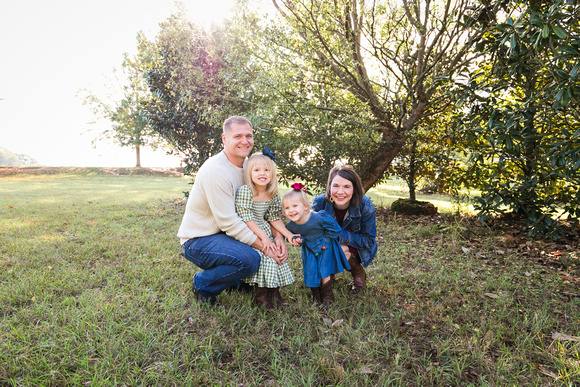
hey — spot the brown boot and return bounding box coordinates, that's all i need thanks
[320,281,335,309]
[348,256,366,291]
[269,287,288,307]
[310,287,323,307]
[254,285,276,310]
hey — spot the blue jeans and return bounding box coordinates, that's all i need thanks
[182,233,260,300]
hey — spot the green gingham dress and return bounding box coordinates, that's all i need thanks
[235,185,295,288]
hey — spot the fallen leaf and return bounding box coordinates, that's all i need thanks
[355,367,374,375]
[461,247,470,253]
[552,332,580,342]
[484,293,499,299]
[331,319,344,327]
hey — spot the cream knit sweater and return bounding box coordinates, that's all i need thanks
[177,151,257,246]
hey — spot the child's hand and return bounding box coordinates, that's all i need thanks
[276,248,288,264]
[272,255,284,265]
[289,234,303,247]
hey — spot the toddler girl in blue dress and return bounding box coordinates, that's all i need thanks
[282,183,350,308]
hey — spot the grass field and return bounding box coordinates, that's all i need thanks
[1,168,578,385]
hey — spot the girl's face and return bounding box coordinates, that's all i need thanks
[250,161,272,189]
[283,197,310,224]
[330,174,354,210]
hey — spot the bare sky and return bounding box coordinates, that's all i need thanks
[0,0,238,167]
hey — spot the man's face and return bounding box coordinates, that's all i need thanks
[222,122,254,166]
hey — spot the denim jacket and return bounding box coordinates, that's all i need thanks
[311,194,378,268]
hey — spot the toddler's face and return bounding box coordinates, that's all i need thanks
[251,162,272,189]
[283,197,310,224]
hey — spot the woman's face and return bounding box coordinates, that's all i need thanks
[330,174,354,210]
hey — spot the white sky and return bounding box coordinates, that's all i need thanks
[0,0,247,167]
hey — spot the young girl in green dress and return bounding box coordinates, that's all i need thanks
[235,150,300,310]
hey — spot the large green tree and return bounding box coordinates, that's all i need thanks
[142,13,264,174]
[241,0,494,191]
[453,0,580,236]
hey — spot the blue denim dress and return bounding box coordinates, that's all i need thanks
[286,210,351,288]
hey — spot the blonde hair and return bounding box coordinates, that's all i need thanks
[282,187,310,208]
[245,154,279,198]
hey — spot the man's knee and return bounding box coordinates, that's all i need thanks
[239,248,261,276]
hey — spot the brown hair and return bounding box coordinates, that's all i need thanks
[223,116,252,134]
[245,154,279,199]
[325,165,364,208]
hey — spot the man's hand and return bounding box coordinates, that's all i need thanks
[252,238,278,260]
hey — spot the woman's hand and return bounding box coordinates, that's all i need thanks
[340,244,352,259]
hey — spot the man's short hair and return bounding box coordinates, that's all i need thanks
[223,116,253,134]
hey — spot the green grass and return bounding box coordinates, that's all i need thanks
[1,169,578,386]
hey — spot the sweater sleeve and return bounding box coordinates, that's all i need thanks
[177,152,257,246]
[202,169,257,245]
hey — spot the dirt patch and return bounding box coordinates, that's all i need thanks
[0,166,185,177]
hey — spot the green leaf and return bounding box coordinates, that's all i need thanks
[542,25,550,38]
[552,25,567,39]
[510,35,517,51]
[558,45,580,55]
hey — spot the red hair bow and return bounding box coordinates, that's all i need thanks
[291,183,306,192]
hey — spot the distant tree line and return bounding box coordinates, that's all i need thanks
[0,146,38,167]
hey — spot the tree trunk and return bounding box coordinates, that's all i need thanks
[360,134,403,192]
[135,145,141,168]
[409,139,417,201]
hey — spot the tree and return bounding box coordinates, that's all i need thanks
[142,13,262,174]
[453,0,580,236]
[241,0,493,191]
[388,112,460,200]
[82,32,162,167]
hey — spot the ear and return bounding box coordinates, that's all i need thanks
[221,133,226,145]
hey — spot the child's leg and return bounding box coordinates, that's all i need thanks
[320,276,334,308]
[254,284,276,310]
[310,287,322,306]
[269,288,288,307]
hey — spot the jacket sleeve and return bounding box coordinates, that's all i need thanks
[339,199,377,251]
[319,210,342,240]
